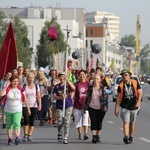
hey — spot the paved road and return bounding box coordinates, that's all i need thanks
[0,84,150,150]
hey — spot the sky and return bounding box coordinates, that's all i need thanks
[0,0,150,47]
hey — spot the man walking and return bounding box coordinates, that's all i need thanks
[114,69,142,144]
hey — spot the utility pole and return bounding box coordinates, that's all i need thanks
[63,25,71,72]
[135,15,141,75]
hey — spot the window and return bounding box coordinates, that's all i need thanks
[90,40,93,48]
[86,29,88,37]
[86,40,88,48]
[90,29,93,36]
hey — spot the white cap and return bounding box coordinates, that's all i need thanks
[39,67,45,72]
[58,72,66,77]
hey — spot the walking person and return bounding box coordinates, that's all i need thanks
[53,72,75,144]
[73,70,90,140]
[47,69,60,125]
[84,74,110,143]
[22,72,41,142]
[0,72,12,129]
[0,75,31,145]
[114,69,142,144]
[35,70,49,126]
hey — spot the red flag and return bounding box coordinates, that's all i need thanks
[0,22,18,79]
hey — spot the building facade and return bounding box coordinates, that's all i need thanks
[86,11,120,42]
[0,7,86,70]
[86,22,123,72]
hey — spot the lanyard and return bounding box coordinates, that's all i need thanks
[12,89,17,102]
[125,82,132,100]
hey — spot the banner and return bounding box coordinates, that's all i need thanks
[0,22,18,79]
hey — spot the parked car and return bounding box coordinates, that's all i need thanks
[112,75,144,102]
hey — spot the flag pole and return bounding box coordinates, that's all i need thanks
[63,25,71,119]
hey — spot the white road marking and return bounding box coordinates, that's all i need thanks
[107,120,114,124]
[139,137,150,143]
[119,128,123,130]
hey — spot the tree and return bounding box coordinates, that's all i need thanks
[37,17,68,67]
[120,34,135,47]
[0,11,8,48]
[140,44,150,74]
[12,17,32,68]
[0,13,32,68]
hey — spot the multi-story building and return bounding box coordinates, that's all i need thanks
[86,22,123,72]
[86,11,120,42]
[0,7,86,69]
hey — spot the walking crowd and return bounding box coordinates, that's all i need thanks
[0,66,142,145]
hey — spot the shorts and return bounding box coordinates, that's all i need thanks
[120,107,139,124]
[52,103,56,108]
[74,109,89,128]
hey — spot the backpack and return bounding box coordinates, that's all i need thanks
[23,84,38,95]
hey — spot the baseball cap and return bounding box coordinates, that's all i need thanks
[58,72,66,77]
[39,67,45,72]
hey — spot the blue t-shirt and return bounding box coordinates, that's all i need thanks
[52,83,73,109]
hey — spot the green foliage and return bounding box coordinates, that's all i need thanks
[12,17,31,68]
[0,12,31,68]
[0,11,8,48]
[140,44,150,73]
[37,17,68,67]
[120,34,135,47]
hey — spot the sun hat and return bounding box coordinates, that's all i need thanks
[120,69,132,76]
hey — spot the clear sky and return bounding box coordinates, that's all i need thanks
[0,0,149,46]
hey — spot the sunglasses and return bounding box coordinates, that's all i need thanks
[122,73,128,77]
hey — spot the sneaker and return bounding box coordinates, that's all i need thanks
[63,139,68,144]
[52,119,56,124]
[54,124,58,127]
[78,134,83,140]
[27,136,32,141]
[96,135,101,142]
[49,118,53,124]
[58,133,62,142]
[22,135,28,142]
[39,120,45,126]
[123,136,130,144]
[2,124,6,129]
[8,138,12,145]
[84,133,89,140]
[92,135,97,143]
[15,137,21,145]
[129,136,133,143]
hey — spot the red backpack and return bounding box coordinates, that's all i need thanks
[1,84,25,106]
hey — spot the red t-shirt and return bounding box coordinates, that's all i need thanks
[74,81,89,109]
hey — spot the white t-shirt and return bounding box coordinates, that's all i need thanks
[4,88,23,113]
[35,80,48,95]
[24,85,40,108]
